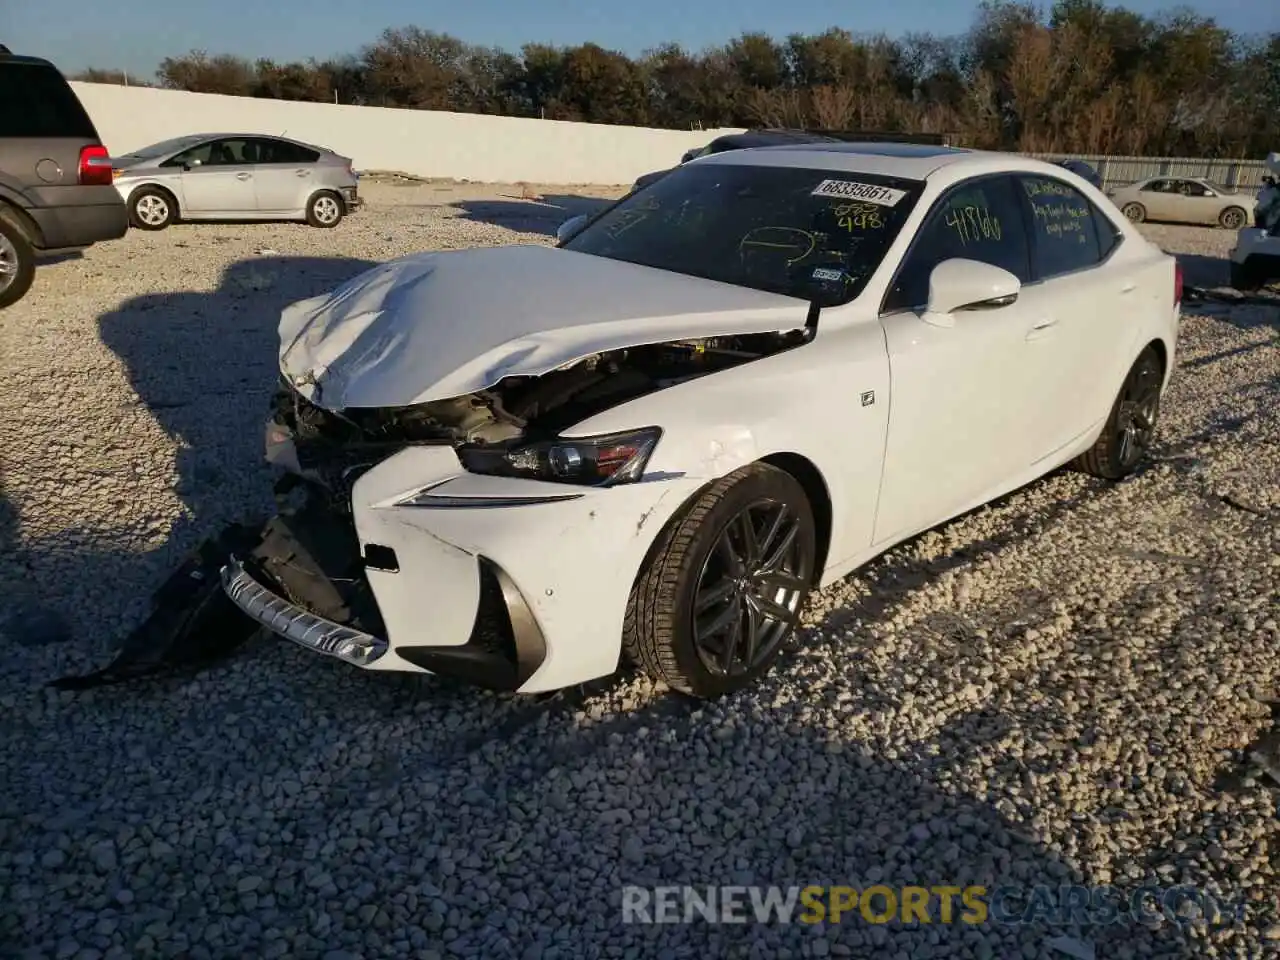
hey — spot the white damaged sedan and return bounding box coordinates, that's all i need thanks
[221,143,1182,699]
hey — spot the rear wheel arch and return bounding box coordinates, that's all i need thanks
[0,199,44,247]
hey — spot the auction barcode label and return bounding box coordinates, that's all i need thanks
[811,179,907,206]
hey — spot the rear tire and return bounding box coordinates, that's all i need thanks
[1219,206,1247,230]
[622,463,816,699]
[1121,202,1146,224]
[306,191,344,228]
[0,209,36,309]
[129,187,176,231]
[1073,345,1163,480]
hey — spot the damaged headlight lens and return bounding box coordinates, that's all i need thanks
[457,427,662,486]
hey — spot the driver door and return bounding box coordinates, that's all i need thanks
[170,137,258,215]
[872,174,1044,546]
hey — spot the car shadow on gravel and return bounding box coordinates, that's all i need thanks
[5,256,378,675]
[452,194,616,236]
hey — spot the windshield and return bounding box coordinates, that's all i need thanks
[121,135,208,160]
[563,163,924,306]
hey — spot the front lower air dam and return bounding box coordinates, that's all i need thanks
[47,521,269,691]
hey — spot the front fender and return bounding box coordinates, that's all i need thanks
[564,320,893,572]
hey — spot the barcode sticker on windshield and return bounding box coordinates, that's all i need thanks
[811,179,907,206]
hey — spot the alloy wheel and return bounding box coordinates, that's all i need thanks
[690,498,811,678]
[0,232,16,294]
[136,194,169,227]
[1115,354,1162,470]
[313,196,341,225]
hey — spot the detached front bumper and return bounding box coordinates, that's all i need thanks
[221,556,387,666]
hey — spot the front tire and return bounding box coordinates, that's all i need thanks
[306,191,344,228]
[129,187,176,230]
[0,209,36,309]
[623,463,816,699]
[1218,206,1247,230]
[1073,346,1163,480]
[1121,202,1146,224]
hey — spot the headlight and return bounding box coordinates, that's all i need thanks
[456,427,662,486]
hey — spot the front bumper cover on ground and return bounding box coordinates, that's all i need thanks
[220,555,387,666]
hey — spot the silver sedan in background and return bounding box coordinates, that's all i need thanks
[111,133,360,231]
[1107,176,1255,229]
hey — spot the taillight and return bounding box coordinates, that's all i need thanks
[78,144,114,186]
[1174,261,1184,305]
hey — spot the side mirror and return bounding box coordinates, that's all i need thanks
[184,158,202,170]
[555,213,588,245]
[922,259,1021,328]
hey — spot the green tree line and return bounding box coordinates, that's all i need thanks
[73,0,1280,158]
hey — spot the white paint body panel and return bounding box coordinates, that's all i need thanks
[271,147,1182,693]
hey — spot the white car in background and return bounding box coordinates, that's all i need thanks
[84,143,1181,701]
[110,133,360,230]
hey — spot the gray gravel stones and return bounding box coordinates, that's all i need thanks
[1,182,1277,958]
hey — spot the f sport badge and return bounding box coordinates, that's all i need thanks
[860,391,875,407]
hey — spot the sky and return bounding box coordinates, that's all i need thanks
[4,0,1275,79]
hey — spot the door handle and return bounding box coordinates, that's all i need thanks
[1025,318,1058,340]
[236,172,252,181]
[295,169,311,177]
[1120,281,1137,294]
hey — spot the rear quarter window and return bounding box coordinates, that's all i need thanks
[1018,175,1105,280]
[0,63,98,139]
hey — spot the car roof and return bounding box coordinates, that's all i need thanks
[0,51,60,68]
[165,132,333,153]
[693,142,1061,182]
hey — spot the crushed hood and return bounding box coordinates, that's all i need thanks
[277,244,811,410]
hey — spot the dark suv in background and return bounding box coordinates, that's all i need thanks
[0,46,128,308]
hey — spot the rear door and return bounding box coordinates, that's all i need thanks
[249,138,321,213]
[1014,173,1133,453]
[0,58,124,247]
[1133,179,1169,220]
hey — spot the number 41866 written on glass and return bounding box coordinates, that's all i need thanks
[945,206,1002,245]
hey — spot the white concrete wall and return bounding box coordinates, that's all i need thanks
[70,83,745,186]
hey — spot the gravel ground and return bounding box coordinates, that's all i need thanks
[1,182,1278,960]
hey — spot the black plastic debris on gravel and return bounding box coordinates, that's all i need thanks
[1215,700,1280,795]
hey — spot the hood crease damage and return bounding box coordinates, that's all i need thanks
[271,244,813,496]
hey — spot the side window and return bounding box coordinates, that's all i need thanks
[883,175,1029,313]
[1019,175,1104,279]
[164,140,214,168]
[1141,179,1166,193]
[1093,205,1121,260]
[256,140,320,164]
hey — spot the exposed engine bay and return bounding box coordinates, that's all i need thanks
[273,332,807,491]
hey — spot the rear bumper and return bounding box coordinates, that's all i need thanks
[27,195,128,250]
[340,185,361,210]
